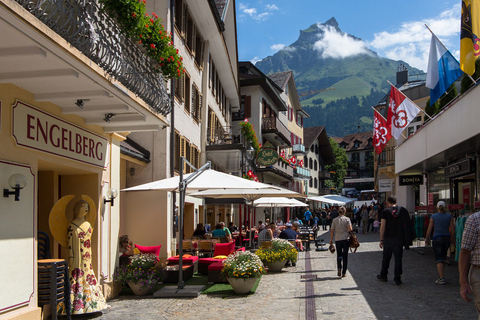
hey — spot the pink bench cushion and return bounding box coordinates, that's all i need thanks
[199,257,224,264]
[213,241,235,256]
[208,261,224,271]
[167,256,199,264]
[134,244,161,260]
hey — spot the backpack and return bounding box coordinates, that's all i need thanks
[349,232,360,253]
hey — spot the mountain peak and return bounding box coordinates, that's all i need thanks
[323,17,338,28]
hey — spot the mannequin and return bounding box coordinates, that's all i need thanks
[68,200,107,314]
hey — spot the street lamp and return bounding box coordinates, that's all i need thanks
[246,145,255,162]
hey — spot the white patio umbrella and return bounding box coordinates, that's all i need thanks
[253,197,308,207]
[309,195,346,206]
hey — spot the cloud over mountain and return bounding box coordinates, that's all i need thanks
[313,25,370,59]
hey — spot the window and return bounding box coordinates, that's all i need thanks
[194,32,204,68]
[174,0,184,35]
[304,157,309,168]
[184,73,191,114]
[314,178,318,189]
[185,10,195,53]
[309,178,313,188]
[192,83,201,123]
[309,158,313,169]
[174,74,184,102]
[314,160,318,171]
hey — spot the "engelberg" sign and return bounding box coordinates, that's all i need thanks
[12,101,107,168]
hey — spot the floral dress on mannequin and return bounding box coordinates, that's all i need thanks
[68,219,107,314]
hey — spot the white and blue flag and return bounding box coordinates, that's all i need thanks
[426,35,463,105]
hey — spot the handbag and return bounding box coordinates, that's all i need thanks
[349,232,360,253]
[329,244,335,254]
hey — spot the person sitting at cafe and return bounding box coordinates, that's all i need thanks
[270,222,278,238]
[193,223,207,238]
[279,223,298,266]
[258,223,273,247]
[119,235,134,265]
[228,222,237,233]
[220,221,232,242]
[276,218,284,227]
[211,223,227,239]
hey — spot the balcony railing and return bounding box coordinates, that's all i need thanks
[15,0,171,116]
[378,146,395,166]
[294,167,311,180]
[206,125,243,146]
[292,144,306,155]
[261,117,291,145]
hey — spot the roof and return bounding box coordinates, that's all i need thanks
[208,0,226,31]
[268,71,291,90]
[304,126,335,165]
[333,131,373,152]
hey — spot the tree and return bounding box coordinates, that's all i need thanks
[325,138,348,192]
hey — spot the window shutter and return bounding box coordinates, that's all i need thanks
[244,96,251,118]
[192,24,197,55]
[290,133,294,145]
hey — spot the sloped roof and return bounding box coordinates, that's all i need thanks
[304,126,335,165]
[268,71,291,90]
[333,131,373,152]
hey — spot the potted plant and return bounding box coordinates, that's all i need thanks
[221,251,266,294]
[255,239,298,272]
[113,253,166,295]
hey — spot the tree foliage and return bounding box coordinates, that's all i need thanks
[325,138,348,192]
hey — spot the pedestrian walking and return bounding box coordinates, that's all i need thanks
[329,206,353,278]
[361,206,369,234]
[459,210,480,316]
[425,201,455,285]
[377,195,414,285]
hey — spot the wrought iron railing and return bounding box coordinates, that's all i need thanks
[15,0,171,116]
[206,125,243,146]
[292,144,306,154]
[294,167,311,179]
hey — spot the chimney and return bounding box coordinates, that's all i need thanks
[396,64,408,86]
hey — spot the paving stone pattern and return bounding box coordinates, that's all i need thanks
[99,231,477,320]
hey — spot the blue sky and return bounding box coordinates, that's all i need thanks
[235,0,461,72]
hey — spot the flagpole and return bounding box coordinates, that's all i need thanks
[371,106,407,139]
[425,24,477,85]
[387,80,433,121]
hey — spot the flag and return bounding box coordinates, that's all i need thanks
[387,85,420,139]
[426,35,463,105]
[460,0,480,75]
[373,111,392,155]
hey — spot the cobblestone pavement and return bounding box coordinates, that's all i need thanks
[98,230,478,320]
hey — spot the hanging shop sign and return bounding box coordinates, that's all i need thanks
[399,175,424,186]
[379,179,394,192]
[12,100,108,168]
[256,148,279,166]
[444,159,473,179]
[448,204,465,211]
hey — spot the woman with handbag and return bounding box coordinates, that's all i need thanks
[329,206,353,278]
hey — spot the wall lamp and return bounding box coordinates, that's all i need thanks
[4,174,27,201]
[104,188,118,206]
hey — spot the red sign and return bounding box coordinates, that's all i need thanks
[415,205,435,211]
[428,193,434,206]
[448,204,465,211]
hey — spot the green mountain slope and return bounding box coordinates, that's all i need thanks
[255,17,423,136]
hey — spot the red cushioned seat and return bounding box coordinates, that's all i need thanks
[198,241,235,274]
[198,258,224,274]
[134,244,161,261]
[208,261,225,283]
[167,255,199,273]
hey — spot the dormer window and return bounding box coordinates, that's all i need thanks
[353,140,361,148]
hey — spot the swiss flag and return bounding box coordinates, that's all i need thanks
[373,111,392,155]
[387,85,420,139]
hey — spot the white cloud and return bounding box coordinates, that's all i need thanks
[369,4,461,71]
[313,25,370,59]
[270,43,286,51]
[238,2,277,21]
[251,56,261,65]
[265,4,278,11]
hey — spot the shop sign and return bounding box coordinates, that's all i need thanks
[448,204,465,210]
[399,175,424,186]
[428,193,434,206]
[256,148,278,166]
[444,159,473,178]
[379,179,393,192]
[12,101,107,168]
[414,205,435,211]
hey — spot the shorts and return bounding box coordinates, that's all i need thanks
[432,236,451,264]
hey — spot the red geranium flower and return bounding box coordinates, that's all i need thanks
[150,44,156,49]
[132,12,136,17]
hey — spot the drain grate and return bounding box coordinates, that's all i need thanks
[301,274,317,279]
